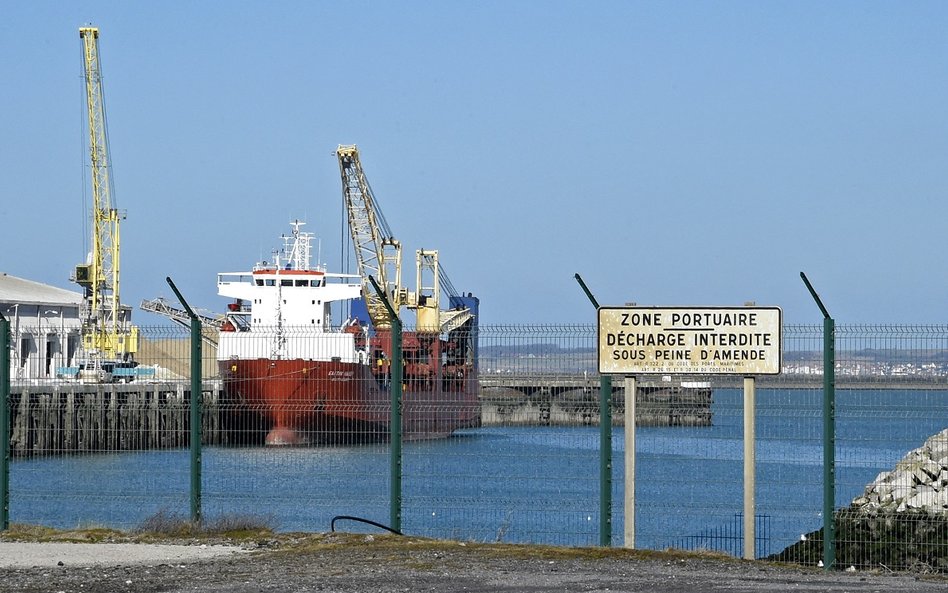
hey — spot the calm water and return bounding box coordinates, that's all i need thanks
[10,388,948,555]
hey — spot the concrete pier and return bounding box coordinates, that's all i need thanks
[480,380,713,427]
[6,382,224,456]
[4,375,714,455]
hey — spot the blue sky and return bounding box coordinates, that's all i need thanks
[3,2,947,325]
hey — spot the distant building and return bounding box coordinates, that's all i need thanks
[0,273,82,381]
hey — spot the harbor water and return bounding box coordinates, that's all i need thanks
[9,388,948,556]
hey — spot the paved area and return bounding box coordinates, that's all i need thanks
[0,541,246,568]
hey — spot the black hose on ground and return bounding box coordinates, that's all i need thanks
[330,515,403,536]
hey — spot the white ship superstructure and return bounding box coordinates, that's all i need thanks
[216,220,364,362]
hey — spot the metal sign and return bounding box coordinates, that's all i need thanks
[598,306,782,375]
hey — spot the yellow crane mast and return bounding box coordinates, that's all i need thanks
[73,26,138,363]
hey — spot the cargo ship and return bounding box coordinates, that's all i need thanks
[217,221,480,445]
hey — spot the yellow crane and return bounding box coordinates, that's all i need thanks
[337,144,406,330]
[336,145,471,333]
[73,26,138,367]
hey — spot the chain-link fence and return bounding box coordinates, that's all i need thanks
[3,323,948,571]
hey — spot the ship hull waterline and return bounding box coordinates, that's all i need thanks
[220,358,481,445]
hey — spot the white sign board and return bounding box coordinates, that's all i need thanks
[598,306,782,375]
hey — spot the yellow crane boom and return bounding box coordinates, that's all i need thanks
[74,26,137,361]
[336,145,471,333]
[337,144,405,330]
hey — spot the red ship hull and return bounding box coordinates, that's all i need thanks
[219,358,481,445]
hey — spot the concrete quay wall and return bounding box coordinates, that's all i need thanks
[7,377,720,455]
[479,383,713,427]
[6,382,226,456]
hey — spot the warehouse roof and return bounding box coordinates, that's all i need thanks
[0,273,82,306]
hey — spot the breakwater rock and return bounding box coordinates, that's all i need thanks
[853,428,948,514]
[769,428,948,572]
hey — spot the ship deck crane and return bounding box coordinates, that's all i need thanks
[335,144,471,333]
[336,144,405,330]
[72,26,138,365]
[336,145,479,402]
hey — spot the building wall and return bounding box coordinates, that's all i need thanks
[2,302,82,381]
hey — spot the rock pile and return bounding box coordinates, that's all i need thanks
[769,428,948,571]
[851,428,948,514]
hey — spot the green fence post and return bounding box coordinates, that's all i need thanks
[801,272,835,570]
[574,273,612,547]
[822,315,835,568]
[369,276,402,533]
[167,277,202,524]
[0,313,9,531]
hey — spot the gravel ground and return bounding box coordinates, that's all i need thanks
[2,533,947,593]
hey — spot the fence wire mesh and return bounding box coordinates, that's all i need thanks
[3,323,948,571]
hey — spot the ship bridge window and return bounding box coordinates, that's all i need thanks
[255,279,264,286]
[310,279,323,287]
[295,280,307,287]
[281,279,293,287]
[265,279,275,286]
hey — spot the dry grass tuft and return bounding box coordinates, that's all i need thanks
[135,510,276,540]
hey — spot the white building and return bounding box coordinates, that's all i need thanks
[0,273,83,381]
